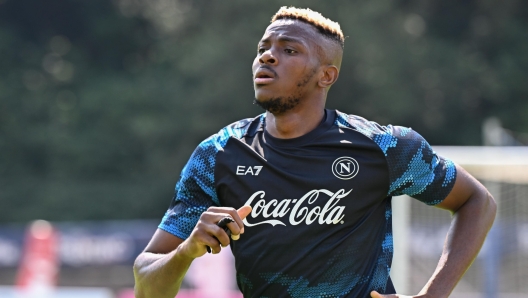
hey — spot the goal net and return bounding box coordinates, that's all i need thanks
[391,146,528,298]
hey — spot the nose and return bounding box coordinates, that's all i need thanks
[259,50,277,65]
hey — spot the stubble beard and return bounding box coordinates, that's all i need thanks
[253,96,300,115]
[253,67,318,115]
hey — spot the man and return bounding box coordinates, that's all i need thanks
[133,7,496,298]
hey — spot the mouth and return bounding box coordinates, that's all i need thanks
[254,68,276,85]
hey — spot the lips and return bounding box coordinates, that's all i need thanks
[254,68,276,85]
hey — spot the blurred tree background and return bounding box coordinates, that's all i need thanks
[0,0,527,223]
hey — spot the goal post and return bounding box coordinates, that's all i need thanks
[391,146,528,298]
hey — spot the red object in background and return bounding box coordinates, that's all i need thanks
[15,220,59,294]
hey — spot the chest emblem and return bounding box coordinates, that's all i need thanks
[332,157,359,180]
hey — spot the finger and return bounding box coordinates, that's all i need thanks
[201,206,251,238]
[225,221,241,240]
[202,234,222,254]
[195,218,230,247]
[237,205,252,234]
[237,205,252,219]
[206,207,245,233]
[206,223,231,247]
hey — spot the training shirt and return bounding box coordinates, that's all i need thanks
[159,109,457,298]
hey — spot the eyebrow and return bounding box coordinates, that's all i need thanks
[259,36,305,45]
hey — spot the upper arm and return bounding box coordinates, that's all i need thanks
[383,126,457,205]
[144,228,186,254]
[158,136,221,240]
[435,164,489,213]
[381,126,487,211]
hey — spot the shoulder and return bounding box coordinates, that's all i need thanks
[178,115,264,201]
[334,110,418,156]
[197,114,264,151]
[334,110,456,201]
[335,110,389,136]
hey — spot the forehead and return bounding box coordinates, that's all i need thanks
[260,19,320,44]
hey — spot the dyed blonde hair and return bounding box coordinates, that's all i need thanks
[271,6,344,48]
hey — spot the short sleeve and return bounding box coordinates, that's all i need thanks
[384,126,457,205]
[158,136,221,240]
[157,117,253,240]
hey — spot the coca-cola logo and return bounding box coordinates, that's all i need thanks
[242,189,351,227]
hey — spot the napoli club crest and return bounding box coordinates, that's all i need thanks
[332,157,359,180]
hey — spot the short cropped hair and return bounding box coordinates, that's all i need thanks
[271,7,344,49]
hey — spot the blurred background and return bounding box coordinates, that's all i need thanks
[0,0,527,297]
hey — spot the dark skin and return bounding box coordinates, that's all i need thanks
[253,19,341,139]
[133,20,496,298]
[371,167,496,298]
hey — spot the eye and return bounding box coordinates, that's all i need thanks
[285,49,297,54]
[258,48,267,54]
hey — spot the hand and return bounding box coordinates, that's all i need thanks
[179,206,252,259]
[370,291,427,298]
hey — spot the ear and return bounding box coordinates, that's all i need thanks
[318,65,339,89]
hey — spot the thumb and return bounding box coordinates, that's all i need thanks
[237,205,252,220]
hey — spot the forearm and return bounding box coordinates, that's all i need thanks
[419,191,496,298]
[133,246,194,298]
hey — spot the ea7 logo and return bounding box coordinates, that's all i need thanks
[236,166,263,176]
[332,157,359,180]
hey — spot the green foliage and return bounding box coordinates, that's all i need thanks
[0,0,527,222]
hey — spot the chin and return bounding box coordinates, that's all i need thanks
[254,94,268,103]
[254,89,278,103]
[253,93,301,115]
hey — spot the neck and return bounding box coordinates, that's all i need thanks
[265,100,326,139]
